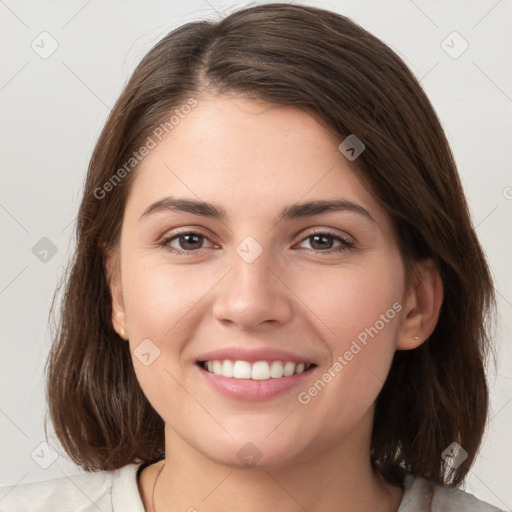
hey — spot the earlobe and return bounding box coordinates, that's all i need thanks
[396,259,444,350]
[116,324,129,340]
[104,250,128,340]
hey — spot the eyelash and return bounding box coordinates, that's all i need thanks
[158,229,355,256]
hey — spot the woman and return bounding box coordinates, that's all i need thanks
[0,3,503,511]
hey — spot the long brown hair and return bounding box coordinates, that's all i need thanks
[46,2,495,486]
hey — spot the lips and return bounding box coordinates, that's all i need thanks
[195,346,318,400]
[196,347,316,380]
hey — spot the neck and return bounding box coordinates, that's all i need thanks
[146,412,403,512]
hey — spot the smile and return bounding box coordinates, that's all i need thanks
[199,360,314,380]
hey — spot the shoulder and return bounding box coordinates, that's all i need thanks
[399,474,506,512]
[0,463,145,512]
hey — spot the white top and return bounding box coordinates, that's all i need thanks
[0,463,505,511]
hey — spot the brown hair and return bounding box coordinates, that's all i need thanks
[46,2,495,486]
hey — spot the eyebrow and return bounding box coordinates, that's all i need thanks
[140,196,376,223]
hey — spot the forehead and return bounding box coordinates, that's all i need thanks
[125,94,387,225]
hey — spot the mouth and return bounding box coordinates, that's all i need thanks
[197,359,316,380]
[195,359,318,401]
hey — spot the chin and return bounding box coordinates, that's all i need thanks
[194,434,311,471]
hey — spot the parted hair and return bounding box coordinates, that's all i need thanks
[46,2,495,487]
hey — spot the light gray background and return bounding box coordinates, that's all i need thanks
[1,0,511,509]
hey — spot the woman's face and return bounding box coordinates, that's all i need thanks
[110,94,409,468]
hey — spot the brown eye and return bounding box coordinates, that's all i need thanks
[297,230,354,254]
[175,233,204,251]
[307,234,337,250]
[159,232,213,254]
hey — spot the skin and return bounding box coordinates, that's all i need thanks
[108,94,443,512]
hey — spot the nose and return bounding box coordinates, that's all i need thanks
[211,241,294,330]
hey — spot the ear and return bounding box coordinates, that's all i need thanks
[105,249,128,340]
[396,259,443,350]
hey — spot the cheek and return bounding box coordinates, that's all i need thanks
[292,260,404,421]
[294,259,403,349]
[121,257,216,408]
[122,257,209,339]
[122,259,203,418]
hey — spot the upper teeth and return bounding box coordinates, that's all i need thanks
[203,360,310,380]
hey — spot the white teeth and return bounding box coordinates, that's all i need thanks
[283,361,296,377]
[251,361,270,380]
[295,363,305,374]
[233,360,251,379]
[222,359,234,378]
[213,360,222,375]
[202,359,311,380]
[269,361,284,378]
